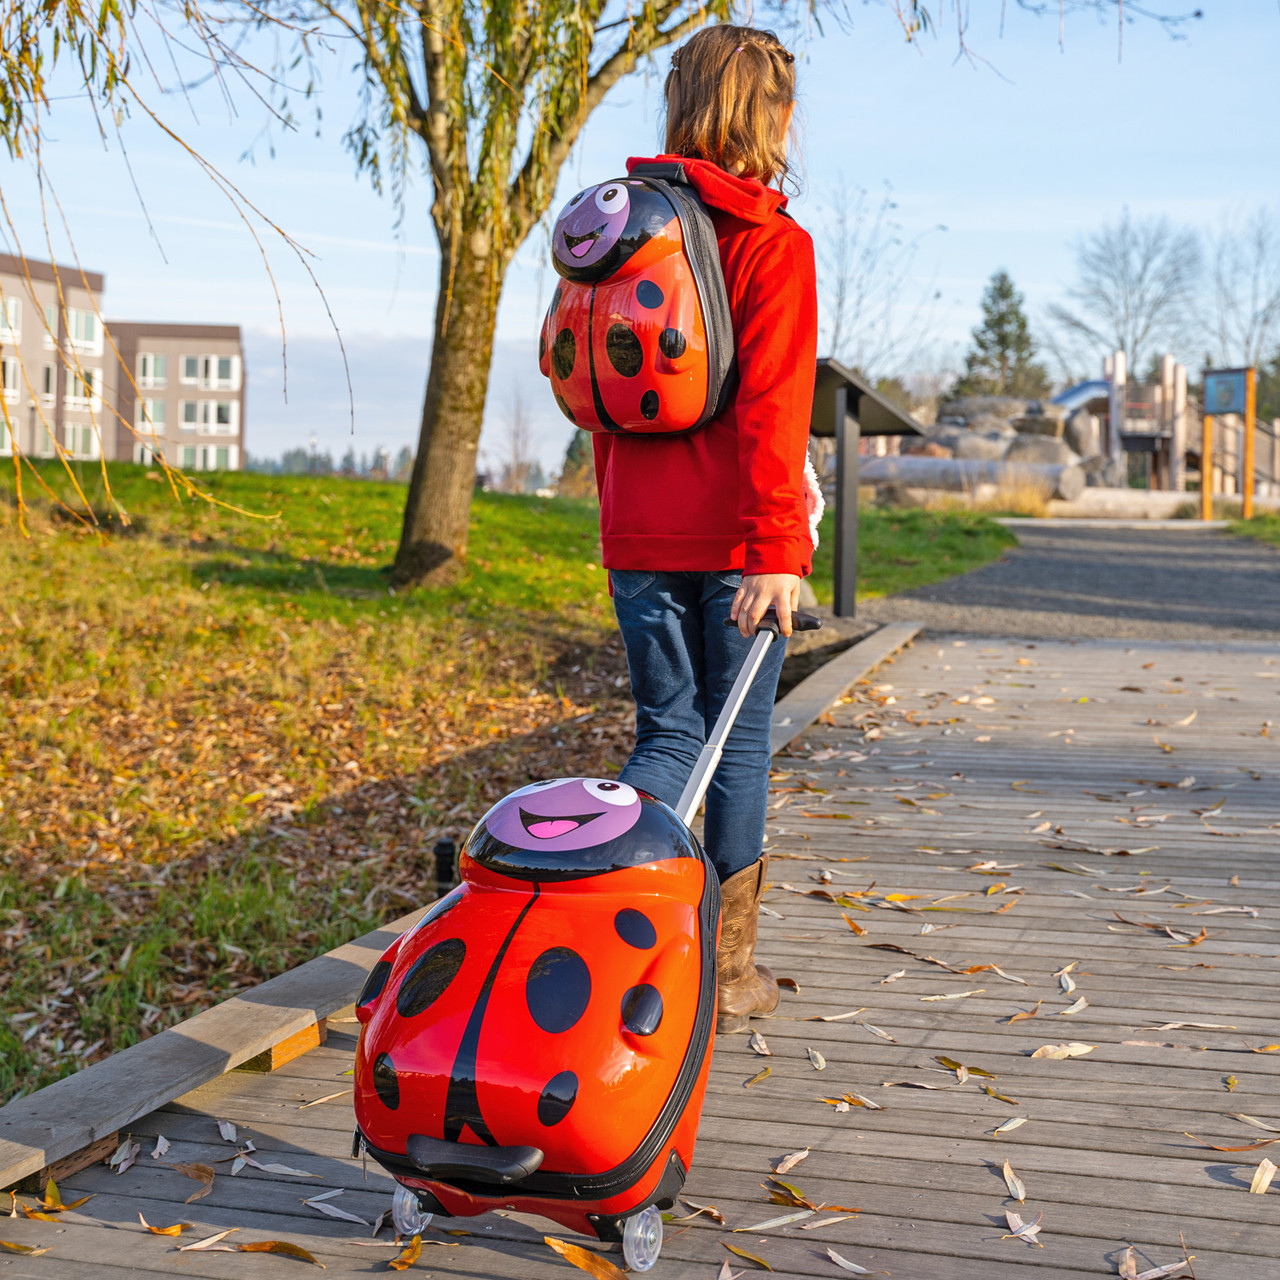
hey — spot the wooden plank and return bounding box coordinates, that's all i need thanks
[234,1018,327,1073]
[0,907,425,1191]
[16,1130,118,1195]
[771,621,922,754]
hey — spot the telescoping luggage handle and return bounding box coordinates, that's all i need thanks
[674,608,821,826]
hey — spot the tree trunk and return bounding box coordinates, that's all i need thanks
[393,238,502,585]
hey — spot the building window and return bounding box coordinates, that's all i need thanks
[180,444,196,469]
[179,399,238,434]
[134,441,165,465]
[65,424,99,459]
[66,308,102,356]
[181,355,199,384]
[64,367,101,410]
[0,297,19,342]
[137,398,167,434]
[0,355,18,403]
[40,364,55,403]
[137,352,168,388]
[42,305,57,349]
[0,417,10,456]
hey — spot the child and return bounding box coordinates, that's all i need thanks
[593,24,817,1033]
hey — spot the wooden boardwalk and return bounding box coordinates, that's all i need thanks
[5,634,1280,1278]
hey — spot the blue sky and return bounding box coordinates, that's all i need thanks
[3,2,1277,470]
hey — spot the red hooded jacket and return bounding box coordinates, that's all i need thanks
[592,155,817,578]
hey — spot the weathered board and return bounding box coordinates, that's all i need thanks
[3,635,1277,1278]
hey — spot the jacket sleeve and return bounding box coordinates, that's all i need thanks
[732,223,818,577]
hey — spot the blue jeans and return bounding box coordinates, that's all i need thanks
[610,570,787,882]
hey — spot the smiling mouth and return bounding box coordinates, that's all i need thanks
[563,226,604,259]
[519,809,603,839]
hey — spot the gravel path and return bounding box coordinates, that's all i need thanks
[857,523,1280,641]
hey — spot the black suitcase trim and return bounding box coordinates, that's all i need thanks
[359,853,721,1204]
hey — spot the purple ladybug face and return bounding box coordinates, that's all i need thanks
[552,182,633,271]
[484,778,642,853]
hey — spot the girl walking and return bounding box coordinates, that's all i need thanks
[594,24,818,1033]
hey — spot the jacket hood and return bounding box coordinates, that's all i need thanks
[626,155,787,225]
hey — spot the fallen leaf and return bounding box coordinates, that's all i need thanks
[675,1198,726,1225]
[1225,1076,1239,1092]
[749,1031,773,1056]
[138,1212,190,1236]
[1001,1209,1044,1247]
[108,1137,141,1175]
[985,1086,1021,1105]
[809,1009,865,1022]
[304,1197,369,1225]
[935,1055,996,1079]
[0,1241,51,1256]
[825,1247,889,1274]
[1184,1134,1280,1152]
[1228,1114,1280,1133]
[744,1066,772,1088]
[1001,1159,1025,1202]
[1147,1022,1234,1031]
[797,1216,858,1230]
[883,1080,950,1091]
[389,1234,424,1272]
[806,1047,827,1071]
[151,1135,170,1160]
[1053,962,1077,993]
[733,1210,814,1232]
[1031,1042,1095,1060]
[879,969,906,985]
[1007,1002,1042,1024]
[217,1120,237,1143]
[776,977,800,993]
[994,1117,1028,1135]
[1250,1158,1278,1194]
[859,1021,898,1043]
[298,1090,351,1109]
[179,1228,239,1251]
[237,1241,325,1267]
[169,1163,215,1203]
[1059,997,1089,1016]
[240,1156,321,1178]
[1242,1042,1280,1054]
[772,1149,809,1175]
[921,989,984,1001]
[722,1240,773,1270]
[841,914,866,936]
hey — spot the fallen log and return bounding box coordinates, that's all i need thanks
[858,455,1086,501]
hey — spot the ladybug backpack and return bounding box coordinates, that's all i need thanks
[538,162,736,434]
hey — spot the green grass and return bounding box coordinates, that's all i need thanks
[809,505,1017,604]
[0,463,1016,1102]
[1229,512,1280,549]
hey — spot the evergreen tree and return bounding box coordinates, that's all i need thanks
[557,429,597,500]
[953,270,1051,399]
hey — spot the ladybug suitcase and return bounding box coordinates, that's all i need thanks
[352,609,819,1271]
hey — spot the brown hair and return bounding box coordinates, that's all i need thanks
[663,25,797,190]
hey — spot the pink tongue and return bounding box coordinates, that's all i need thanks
[570,240,593,258]
[528,819,580,839]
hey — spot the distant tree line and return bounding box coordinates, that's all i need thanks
[246,445,414,480]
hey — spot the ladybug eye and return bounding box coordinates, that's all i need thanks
[594,185,628,214]
[584,779,637,807]
[569,192,584,205]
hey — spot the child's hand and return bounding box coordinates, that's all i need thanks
[732,574,801,638]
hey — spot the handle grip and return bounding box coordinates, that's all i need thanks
[725,607,822,636]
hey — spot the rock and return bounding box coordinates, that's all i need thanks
[953,431,1009,461]
[901,439,953,458]
[1004,433,1080,465]
[1065,410,1102,458]
[1012,416,1066,439]
[966,413,1018,436]
[938,396,1030,422]
[1024,400,1068,422]
[1082,454,1125,487]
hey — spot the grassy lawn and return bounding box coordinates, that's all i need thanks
[1229,512,1280,549]
[0,463,1012,1101]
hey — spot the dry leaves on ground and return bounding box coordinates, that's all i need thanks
[169,1162,215,1203]
[1249,1158,1277,1194]
[0,1240,50,1256]
[388,1234,423,1271]
[772,1149,809,1175]
[1119,1245,1194,1279]
[138,1212,190,1235]
[826,1247,889,1274]
[1002,1160,1026,1202]
[1002,1210,1044,1247]
[1031,1042,1095,1060]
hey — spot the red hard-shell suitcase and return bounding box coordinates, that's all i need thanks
[352,611,818,1270]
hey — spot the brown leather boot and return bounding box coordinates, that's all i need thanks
[716,855,779,1034]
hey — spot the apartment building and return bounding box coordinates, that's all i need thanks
[0,254,244,469]
[110,323,244,471]
[0,254,108,461]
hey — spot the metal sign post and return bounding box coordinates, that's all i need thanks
[1201,414,1214,521]
[1244,367,1258,521]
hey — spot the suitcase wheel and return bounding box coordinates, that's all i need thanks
[391,1183,434,1236]
[622,1204,663,1272]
